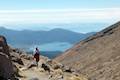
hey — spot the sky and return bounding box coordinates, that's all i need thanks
[0,0,120,32]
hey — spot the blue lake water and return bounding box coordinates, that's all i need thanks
[12,42,73,58]
[29,42,73,51]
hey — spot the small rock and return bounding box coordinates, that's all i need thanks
[29,77,39,80]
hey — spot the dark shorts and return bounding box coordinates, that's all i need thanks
[34,53,40,62]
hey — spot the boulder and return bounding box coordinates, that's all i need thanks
[0,52,15,79]
[47,60,64,69]
[0,35,16,79]
[63,66,73,73]
[49,69,64,80]
[41,63,51,73]
[11,52,24,65]
[0,35,10,58]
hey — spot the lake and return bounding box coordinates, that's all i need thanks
[12,42,73,58]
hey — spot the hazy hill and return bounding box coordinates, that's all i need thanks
[0,27,95,48]
[55,21,120,80]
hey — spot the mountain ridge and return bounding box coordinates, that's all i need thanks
[0,27,95,49]
[55,21,120,80]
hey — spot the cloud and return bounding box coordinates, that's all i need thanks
[0,8,120,25]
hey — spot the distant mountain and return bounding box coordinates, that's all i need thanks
[0,27,95,50]
[55,21,120,80]
[0,27,95,45]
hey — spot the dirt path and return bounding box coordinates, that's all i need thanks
[19,67,50,80]
[17,57,88,80]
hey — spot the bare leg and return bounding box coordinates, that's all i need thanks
[36,61,38,67]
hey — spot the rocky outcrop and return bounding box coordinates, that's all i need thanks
[0,35,16,80]
[10,52,24,65]
[0,35,10,58]
[0,53,15,79]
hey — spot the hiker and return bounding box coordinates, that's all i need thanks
[33,47,40,67]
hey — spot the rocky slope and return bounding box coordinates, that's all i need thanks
[0,35,88,80]
[11,48,88,80]
[55,21,120,80]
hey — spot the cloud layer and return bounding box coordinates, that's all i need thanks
[0,8,120,25]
